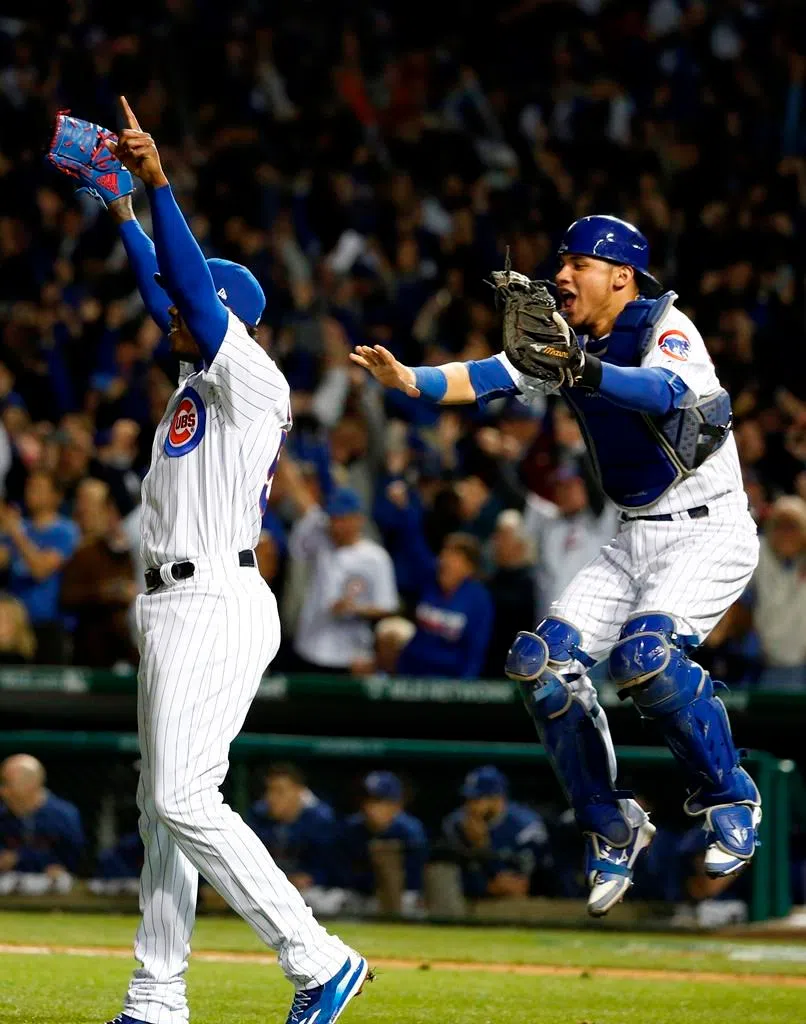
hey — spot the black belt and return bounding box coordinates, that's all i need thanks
[145,550,255,593]
[620,504,709,523]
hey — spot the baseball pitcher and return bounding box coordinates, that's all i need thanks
[48,99,368,1024]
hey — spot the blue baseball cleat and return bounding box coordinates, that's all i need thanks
[104,1016,147,1024]
[285,952,370,1024]
[585,814,656,918]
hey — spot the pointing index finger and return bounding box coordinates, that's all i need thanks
[119,95,141,131]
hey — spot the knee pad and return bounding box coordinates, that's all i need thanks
[505,631,550,684]
[609,612,753,808]
[609,612,705,713]
[506,617,594,684]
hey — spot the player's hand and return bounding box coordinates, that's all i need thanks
[487,871,528,897]
[349,345,420,398]
[106,96,168,189]
[331,597,358,618]
[0,502,22,538]
[385,480,409,509]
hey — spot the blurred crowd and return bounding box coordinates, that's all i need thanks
[0,753,763,926]
[0,1,804,684]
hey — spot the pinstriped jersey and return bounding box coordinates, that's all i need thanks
[140,311,291,567]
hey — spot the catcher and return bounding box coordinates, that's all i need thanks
[352,215,761,917]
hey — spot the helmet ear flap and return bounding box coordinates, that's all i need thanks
[636,272,664,298]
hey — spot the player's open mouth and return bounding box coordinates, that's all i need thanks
[558,289,576,312]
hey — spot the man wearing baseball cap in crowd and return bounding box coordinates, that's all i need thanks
[523,464,619,617]
[340,771,428,918]
[440,765,553,899]
[279,451,399,672]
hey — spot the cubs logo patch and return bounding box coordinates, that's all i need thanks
[164,386,206,457]
[658,329,690,361]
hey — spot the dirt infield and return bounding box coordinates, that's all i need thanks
[2,942,806,988]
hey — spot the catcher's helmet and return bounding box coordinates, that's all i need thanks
[558,215,662,296]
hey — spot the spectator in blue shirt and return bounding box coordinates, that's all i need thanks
[396,532,493,679]
[441,765,552,899]
[0,471,79,664]
[0,754,86,895]
[248,763,340,899]
[342,771,428,917]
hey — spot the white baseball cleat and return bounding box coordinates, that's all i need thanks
[585,816,657,918]
[703,802,762,878]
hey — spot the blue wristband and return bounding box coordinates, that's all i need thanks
[413,365,448,402]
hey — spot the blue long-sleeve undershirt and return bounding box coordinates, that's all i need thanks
[597,363,689,415]
[119,219,172,333]
[466,356,688,416]
[147,184,228,363]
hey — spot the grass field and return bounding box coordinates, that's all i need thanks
[1,912,805,1023]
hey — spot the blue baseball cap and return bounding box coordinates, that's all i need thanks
[324,487,363,518]
[155,258,266,328]
[363,771,403,802]
[461,765,508,799]
[207,259,266,328]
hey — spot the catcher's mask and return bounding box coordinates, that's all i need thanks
[558,215,663,297]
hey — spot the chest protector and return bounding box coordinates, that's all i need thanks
[563,292,732,509]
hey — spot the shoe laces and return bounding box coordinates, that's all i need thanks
[289,989,313,1023]
[90,132,118,173]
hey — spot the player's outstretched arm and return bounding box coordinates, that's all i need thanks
[107,196,172,334]
[350,346,518,405]
[108,96,228,363]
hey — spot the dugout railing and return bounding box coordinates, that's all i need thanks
[0,729,797,923]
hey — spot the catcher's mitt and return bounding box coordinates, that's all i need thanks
[47,112,134,208]
[491,268,586,389]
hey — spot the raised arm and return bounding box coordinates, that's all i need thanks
[349,345,518,405]
[108,97,228,363]
[108,196,172,334]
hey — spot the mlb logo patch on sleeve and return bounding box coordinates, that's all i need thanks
[658,329,690,361]
[165,386,207,456]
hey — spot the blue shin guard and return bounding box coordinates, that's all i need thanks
[610,613,761,875]
[507,622,655,914]
[507,623,631,846]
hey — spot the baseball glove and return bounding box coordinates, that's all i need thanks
[47,112,134,208]
[491,269,584,388]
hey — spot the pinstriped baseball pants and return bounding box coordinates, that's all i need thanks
[124,564,349,1024]
[547,502,759,784]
